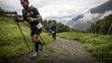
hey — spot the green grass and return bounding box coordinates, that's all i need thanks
[0,17,52,61]
[57,32,112,63]
[60,50,69,55]
[48,47,55,52]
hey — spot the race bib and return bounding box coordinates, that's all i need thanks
[36,23,42,29]
[52,31,55,33]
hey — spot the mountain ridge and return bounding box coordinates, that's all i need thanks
[67,0,112,31]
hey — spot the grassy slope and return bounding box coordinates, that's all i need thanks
[57,32,112,63]
[0,17,52,60]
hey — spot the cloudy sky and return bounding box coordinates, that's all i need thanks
[0,0,109,19]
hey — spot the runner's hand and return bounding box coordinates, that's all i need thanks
[27,17,34,22]
[12,15,18,22]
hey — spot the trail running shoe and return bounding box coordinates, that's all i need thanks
[31,52,38,58]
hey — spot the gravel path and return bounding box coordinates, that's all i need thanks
[9,37,97,63]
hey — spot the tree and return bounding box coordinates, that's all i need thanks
[42,20,76,33]
[88,14,112,35]
[0,7,6,16]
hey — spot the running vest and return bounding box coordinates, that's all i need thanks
[22,6,41,28]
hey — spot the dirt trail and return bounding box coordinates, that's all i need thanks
[9,37,97,63]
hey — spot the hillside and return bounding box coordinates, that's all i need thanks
[0,17,52,63]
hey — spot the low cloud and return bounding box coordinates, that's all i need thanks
[0,0,109,18]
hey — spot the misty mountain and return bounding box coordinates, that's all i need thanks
[90,0,112,13]
[67,0,112,31]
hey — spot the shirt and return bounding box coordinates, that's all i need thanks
[22,6,40,28]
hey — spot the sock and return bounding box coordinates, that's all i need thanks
[35,41,39,53]
[38,40,44,50]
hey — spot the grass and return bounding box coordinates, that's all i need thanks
[59,58,66,62]
[57,32,112,63]
[60,50,69,55]
[48,47,55,52]
[0,17,52,61]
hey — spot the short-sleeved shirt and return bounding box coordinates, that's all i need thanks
[22,6,42,36]
[22,6,40,28]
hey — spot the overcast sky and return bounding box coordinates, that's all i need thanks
[0,0,109,19]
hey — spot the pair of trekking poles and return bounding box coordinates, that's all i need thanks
[13,12,48,52]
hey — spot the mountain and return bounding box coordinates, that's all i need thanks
[90,0,112,13]
[67,0,112,31]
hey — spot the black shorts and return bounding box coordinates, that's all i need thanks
[31,28,42,36]
[50,31,56,37]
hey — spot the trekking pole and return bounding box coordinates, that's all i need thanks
[16,22,31,51]
[13,12,31,51]
[37,19,48,50]
[39,35,48,49]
